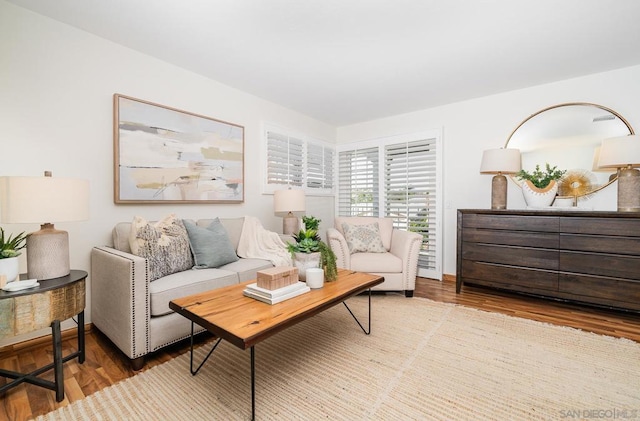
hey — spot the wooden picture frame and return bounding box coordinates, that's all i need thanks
[113,94,244,204]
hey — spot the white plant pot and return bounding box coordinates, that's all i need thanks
[0,257,20,283]
[522,180,558,207]
[293,252,321,282]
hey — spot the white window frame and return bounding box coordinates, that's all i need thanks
[262,122,335,196]
[336,129,443,279]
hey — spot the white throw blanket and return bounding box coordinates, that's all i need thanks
[237,216,292,267]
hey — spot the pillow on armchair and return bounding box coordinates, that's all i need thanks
[334,217,394,250]
[341,222,386,253]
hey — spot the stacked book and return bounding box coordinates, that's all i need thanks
[243,281,310,305]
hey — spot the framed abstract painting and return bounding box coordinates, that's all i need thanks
[114,94,244,203]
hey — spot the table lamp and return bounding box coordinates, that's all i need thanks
[480,148,521,209]
[597,135,640,212]
[0,171,90,279]
[273,188,305,235]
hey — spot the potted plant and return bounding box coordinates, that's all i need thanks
[0,228,27,283]
[286,216,337,282]
[516,163,566,207]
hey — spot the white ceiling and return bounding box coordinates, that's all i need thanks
[8,0,640,126]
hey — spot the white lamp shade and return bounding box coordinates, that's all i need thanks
[0,176,90,224]
[480,148,521,174]
[597,135,640,169]
[592,146,602,171]
[273,188,305,215]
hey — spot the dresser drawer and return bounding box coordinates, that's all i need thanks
[463,214,559,232]
[463,242,558,270]
[560,234,640,255]
[462,260,558,291]
[559,273,640,310]
[559,251,640,280]
[464,227,558,248]
[560,217,640,236]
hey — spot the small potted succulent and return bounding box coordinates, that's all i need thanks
[0,228,27,283]
[286,216,337,282]
[516,163,566,207]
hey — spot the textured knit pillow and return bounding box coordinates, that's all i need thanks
[184,218,239,268]
[342,222,386,254]
[129,214,194,281]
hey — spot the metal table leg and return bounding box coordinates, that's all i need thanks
[51,320,64,402]
[251,346,255,421]
[77,311,85,364]
[343,288,372,335]
[189,321,222,376]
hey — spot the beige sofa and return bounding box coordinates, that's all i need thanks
[326,217,423,297]
[91,217,277,370]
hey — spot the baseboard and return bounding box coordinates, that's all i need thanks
[0,323,93,356]
[442,273,455,283]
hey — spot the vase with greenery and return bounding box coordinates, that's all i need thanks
[286,216,338,282]
[516,163,566,207]
[0,228,27,283]
[516,163,566,189]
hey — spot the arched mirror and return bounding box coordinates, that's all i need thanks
[505,102,635,198]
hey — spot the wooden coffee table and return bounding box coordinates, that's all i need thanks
[169,269,383,420]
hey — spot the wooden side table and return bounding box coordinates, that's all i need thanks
[0,269,87,402]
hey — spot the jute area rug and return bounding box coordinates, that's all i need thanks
[37,295,640,420]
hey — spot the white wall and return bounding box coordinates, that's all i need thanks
[0,1,335,346]
[337,65,640,277]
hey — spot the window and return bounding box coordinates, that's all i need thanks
[306,142,334,190]
[337,146,379,217]
[263,124,334,195]
[265,131,303,187]
[337,130,442,279]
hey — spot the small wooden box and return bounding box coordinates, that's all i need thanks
[257,266,299,290]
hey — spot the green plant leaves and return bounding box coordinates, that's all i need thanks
[0,228,27,259]
[516,163,566,189]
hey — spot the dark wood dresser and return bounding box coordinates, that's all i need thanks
[456,209,640,312]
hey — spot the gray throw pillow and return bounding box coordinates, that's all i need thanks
[184,218,239,268]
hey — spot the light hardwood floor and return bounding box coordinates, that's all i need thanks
[1,277,638,421]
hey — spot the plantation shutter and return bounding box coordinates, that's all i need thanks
[384,138,439,277]
[266,130,303,187]
[307,142,334,190]
[337,147,379,216]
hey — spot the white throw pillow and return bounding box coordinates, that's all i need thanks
[342,222,386,254]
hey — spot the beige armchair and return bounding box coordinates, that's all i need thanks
[326,217,422,297]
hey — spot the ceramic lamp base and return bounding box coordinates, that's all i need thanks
[617,167,640,212]
[491,174,507,210]
[26,223,70,280]
[282,213,300,235]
